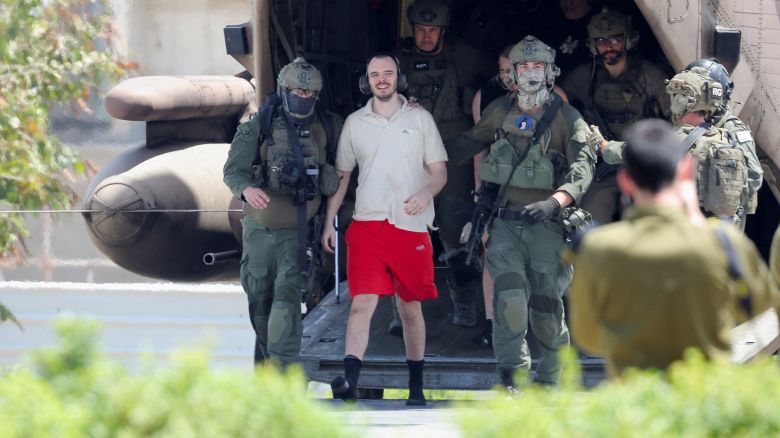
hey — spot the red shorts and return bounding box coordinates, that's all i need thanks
[345,220,437,302]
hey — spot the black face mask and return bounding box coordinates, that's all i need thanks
[283,90,318,125]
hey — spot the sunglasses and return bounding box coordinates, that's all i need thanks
[594,34,625,46]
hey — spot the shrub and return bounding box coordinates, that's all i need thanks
[0,319,352,438]
[457,348,780,437]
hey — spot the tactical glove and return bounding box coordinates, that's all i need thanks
[586,125,606,154]
[519,197,561,224]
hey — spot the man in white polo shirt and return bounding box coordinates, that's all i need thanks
[321,53,448,406]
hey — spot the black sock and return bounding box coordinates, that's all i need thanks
[331,355,362,400]
[344,355,362,391]
[406,359,426,405]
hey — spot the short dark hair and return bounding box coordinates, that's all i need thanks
[622,119,686,193]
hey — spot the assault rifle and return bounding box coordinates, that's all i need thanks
[461,182,499,268]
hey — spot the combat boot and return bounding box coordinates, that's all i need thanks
[452,298,477,327]
[471,319,492,346]
[499,367,522,397]
[388,296,403,337]
[388,316,403,337]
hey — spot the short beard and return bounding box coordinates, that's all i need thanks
[374,91,396,102]
[600,50,626,66]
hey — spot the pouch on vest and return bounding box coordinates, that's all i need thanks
[264,141,321,196]
[479,138,555,190]
[318,163,340,196]
[688,131,747,216]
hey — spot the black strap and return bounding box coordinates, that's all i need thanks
[533,93,563,142]
[713,225,753,317]
[490,94,564,218]
[252,93,283,167]
[281,112,311,275]
[317,109,337,164]
[681,123,710,151]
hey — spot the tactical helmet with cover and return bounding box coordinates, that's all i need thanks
[407,0,450,27]
[586,10,640,57]
[508,35,560,87]
[277,57,323,124]
[666,66,724,123]
[684,58,733,108]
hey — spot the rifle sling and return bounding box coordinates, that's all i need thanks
[281,111,310,276]
[681,124,710,151]
[489,94,564,218]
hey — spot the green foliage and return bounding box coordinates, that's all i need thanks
[0,319,353,438]
[457,348,780,437]
[0,0,128,256]
[0,302,22,330]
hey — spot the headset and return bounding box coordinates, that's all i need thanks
[358,53,408,95]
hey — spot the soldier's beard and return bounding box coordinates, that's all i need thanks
[600,49,626,66]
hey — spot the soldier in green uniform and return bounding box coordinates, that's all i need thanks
[223,58,342,368]
[594,67,750,225]
[561,10,670,224]
[570,119,780,377]
[395,0,494,329]
[685,58,763,219]
[448,35,595,388]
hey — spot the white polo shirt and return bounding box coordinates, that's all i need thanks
[336,95,447,232]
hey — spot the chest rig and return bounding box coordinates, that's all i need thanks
[589,59,661,139]
[403,45,462,122]
[251,95,339,203]
[479,95,567,191]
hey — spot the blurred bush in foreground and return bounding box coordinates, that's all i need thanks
[0,319,352,438]
[458,348,780,437]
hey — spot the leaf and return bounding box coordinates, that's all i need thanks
[0,302,24,331]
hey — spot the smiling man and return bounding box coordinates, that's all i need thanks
[561,10,670,225]
[322,54,447,406]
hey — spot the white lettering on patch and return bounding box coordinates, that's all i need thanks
[735,131,752,143]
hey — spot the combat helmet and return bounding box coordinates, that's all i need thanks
[666,66,724,122]
[685,58,733,107]
[508,35,560,88]
[586,10,640,56]
[276,57,323,123]
[407,0,449,27]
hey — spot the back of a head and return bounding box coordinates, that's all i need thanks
[623,119,686,193]
[684,58,733,107]
[666,67,724,124]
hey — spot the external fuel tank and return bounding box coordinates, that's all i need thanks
[82,75,253,281]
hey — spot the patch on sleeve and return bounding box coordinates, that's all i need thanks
[735,130,753,143]
[236,120,258,140]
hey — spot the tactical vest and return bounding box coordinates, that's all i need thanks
[589,59,662,139]
[402,44,462,123]
[252,109,340,199]
[717,114,761,213]
[681,125,748,217]
[479,97,569,191]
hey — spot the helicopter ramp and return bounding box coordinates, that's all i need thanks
[299,270,606,391]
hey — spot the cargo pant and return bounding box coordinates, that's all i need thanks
[240,218,304,369]
[487,217,570,383]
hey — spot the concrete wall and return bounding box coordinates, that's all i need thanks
[110,0,250,76]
